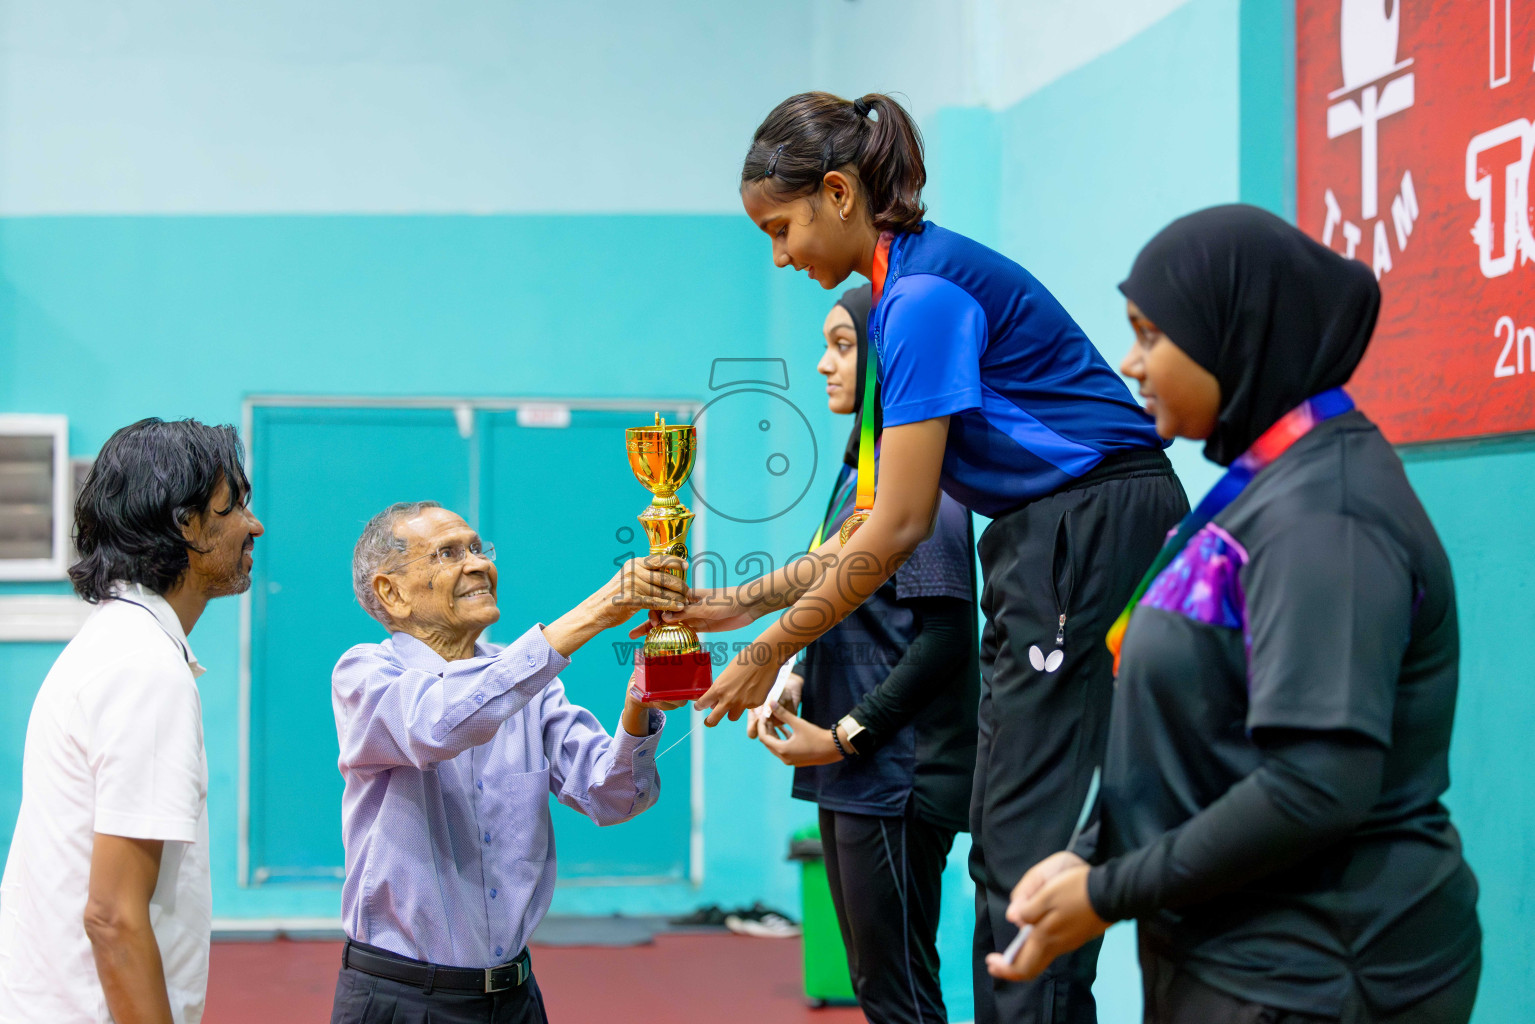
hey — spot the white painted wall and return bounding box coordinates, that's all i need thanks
[0,0,1198,216]
[811,0,1197,116]
[0,0,815,215]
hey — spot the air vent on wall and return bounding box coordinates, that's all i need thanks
[0,415,70,580]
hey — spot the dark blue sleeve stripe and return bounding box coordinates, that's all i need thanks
[978,382,1105,477]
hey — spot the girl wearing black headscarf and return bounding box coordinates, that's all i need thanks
[987,206,1482,1023]
[751,285,980,1024]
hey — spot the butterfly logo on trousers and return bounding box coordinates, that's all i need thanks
[1028,645,1064,673]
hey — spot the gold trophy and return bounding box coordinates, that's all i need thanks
[625,413,713,700]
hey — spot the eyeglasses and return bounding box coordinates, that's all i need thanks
[386,541,496,574]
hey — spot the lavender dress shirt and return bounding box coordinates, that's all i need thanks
[331,624,664,968]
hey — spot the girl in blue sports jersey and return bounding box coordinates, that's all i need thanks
[661,92,1189,1024]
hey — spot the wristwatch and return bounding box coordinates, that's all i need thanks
[836,715,869,756]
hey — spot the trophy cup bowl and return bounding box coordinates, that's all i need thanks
[625,416,713,702]
[626,423,695,502]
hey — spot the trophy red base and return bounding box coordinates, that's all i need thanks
[634,650,713,702]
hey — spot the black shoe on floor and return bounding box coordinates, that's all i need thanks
[667,905,730,929]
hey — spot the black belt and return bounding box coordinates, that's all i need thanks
[343,939,531,994]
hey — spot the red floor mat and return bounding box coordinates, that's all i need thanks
[206,934,867,1023]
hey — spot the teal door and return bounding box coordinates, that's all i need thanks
[245,401,695,886]
[248,406,471,883]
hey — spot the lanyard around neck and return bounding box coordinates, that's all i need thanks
[810,465,857,550]
[1105,387,1355,673]
[853,232,894,514]
[816,232,894,549]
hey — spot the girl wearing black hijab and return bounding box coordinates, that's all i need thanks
[987,205,1482,1023]
[752,285,981,1024]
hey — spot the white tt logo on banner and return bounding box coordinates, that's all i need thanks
[1464,2,1535,280]
[1465,119,1534,278]
[1319,0,1420,279]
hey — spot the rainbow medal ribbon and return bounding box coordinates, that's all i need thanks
[835,231,894,546]
[1105,387,1355,674]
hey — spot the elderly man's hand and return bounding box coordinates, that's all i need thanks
[626,680,689,712]
[543,556,691,658]
[587,556,690,632]
[621,675,687,736]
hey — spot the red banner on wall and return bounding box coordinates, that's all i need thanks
[1297,1,1535,443]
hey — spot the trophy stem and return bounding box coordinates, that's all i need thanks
[638,502,694,585]
[639,502,696,657]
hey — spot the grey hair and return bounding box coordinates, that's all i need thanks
[352,500,442,627]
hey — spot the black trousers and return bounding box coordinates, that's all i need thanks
[330,960,549,1024]
[970,454,1188,1024]
[1139,936,1481,1024]
[821,803,957,1024]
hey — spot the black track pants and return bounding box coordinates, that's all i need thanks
[821,804,956,1024]
[970,453,1188,1024]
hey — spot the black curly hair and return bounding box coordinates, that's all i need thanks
[70,417,251,602]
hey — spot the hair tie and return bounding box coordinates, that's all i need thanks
[765,144,786,177]
[852,98,872,118]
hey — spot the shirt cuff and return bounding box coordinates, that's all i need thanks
[489,625,571,695]
[1086,862,1130,923]
[521,624,573,671]
[612,710,666,768]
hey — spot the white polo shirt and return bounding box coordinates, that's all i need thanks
[0,585,211,1024]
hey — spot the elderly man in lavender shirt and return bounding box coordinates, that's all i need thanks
[329,500,689,1024]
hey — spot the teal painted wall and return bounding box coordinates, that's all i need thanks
[928,0,1239,511]
[0,644,65,863]
[1238,0,1297,220]
[1402,442,1535,1024]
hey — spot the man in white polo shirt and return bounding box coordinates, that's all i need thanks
[0,418,263,1024]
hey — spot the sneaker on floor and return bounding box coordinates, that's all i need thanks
[667,905,730,929]
[725,903,800,938]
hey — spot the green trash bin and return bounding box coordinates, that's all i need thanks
[788,824,858,1007]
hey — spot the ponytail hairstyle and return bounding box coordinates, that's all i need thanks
[741,92,926,234]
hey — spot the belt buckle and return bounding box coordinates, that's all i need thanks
[483,957,524,993]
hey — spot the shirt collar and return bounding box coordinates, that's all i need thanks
[108,582,206,678]
[388,630,492,671]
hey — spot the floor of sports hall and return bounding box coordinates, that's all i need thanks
[207,933,867,1023]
